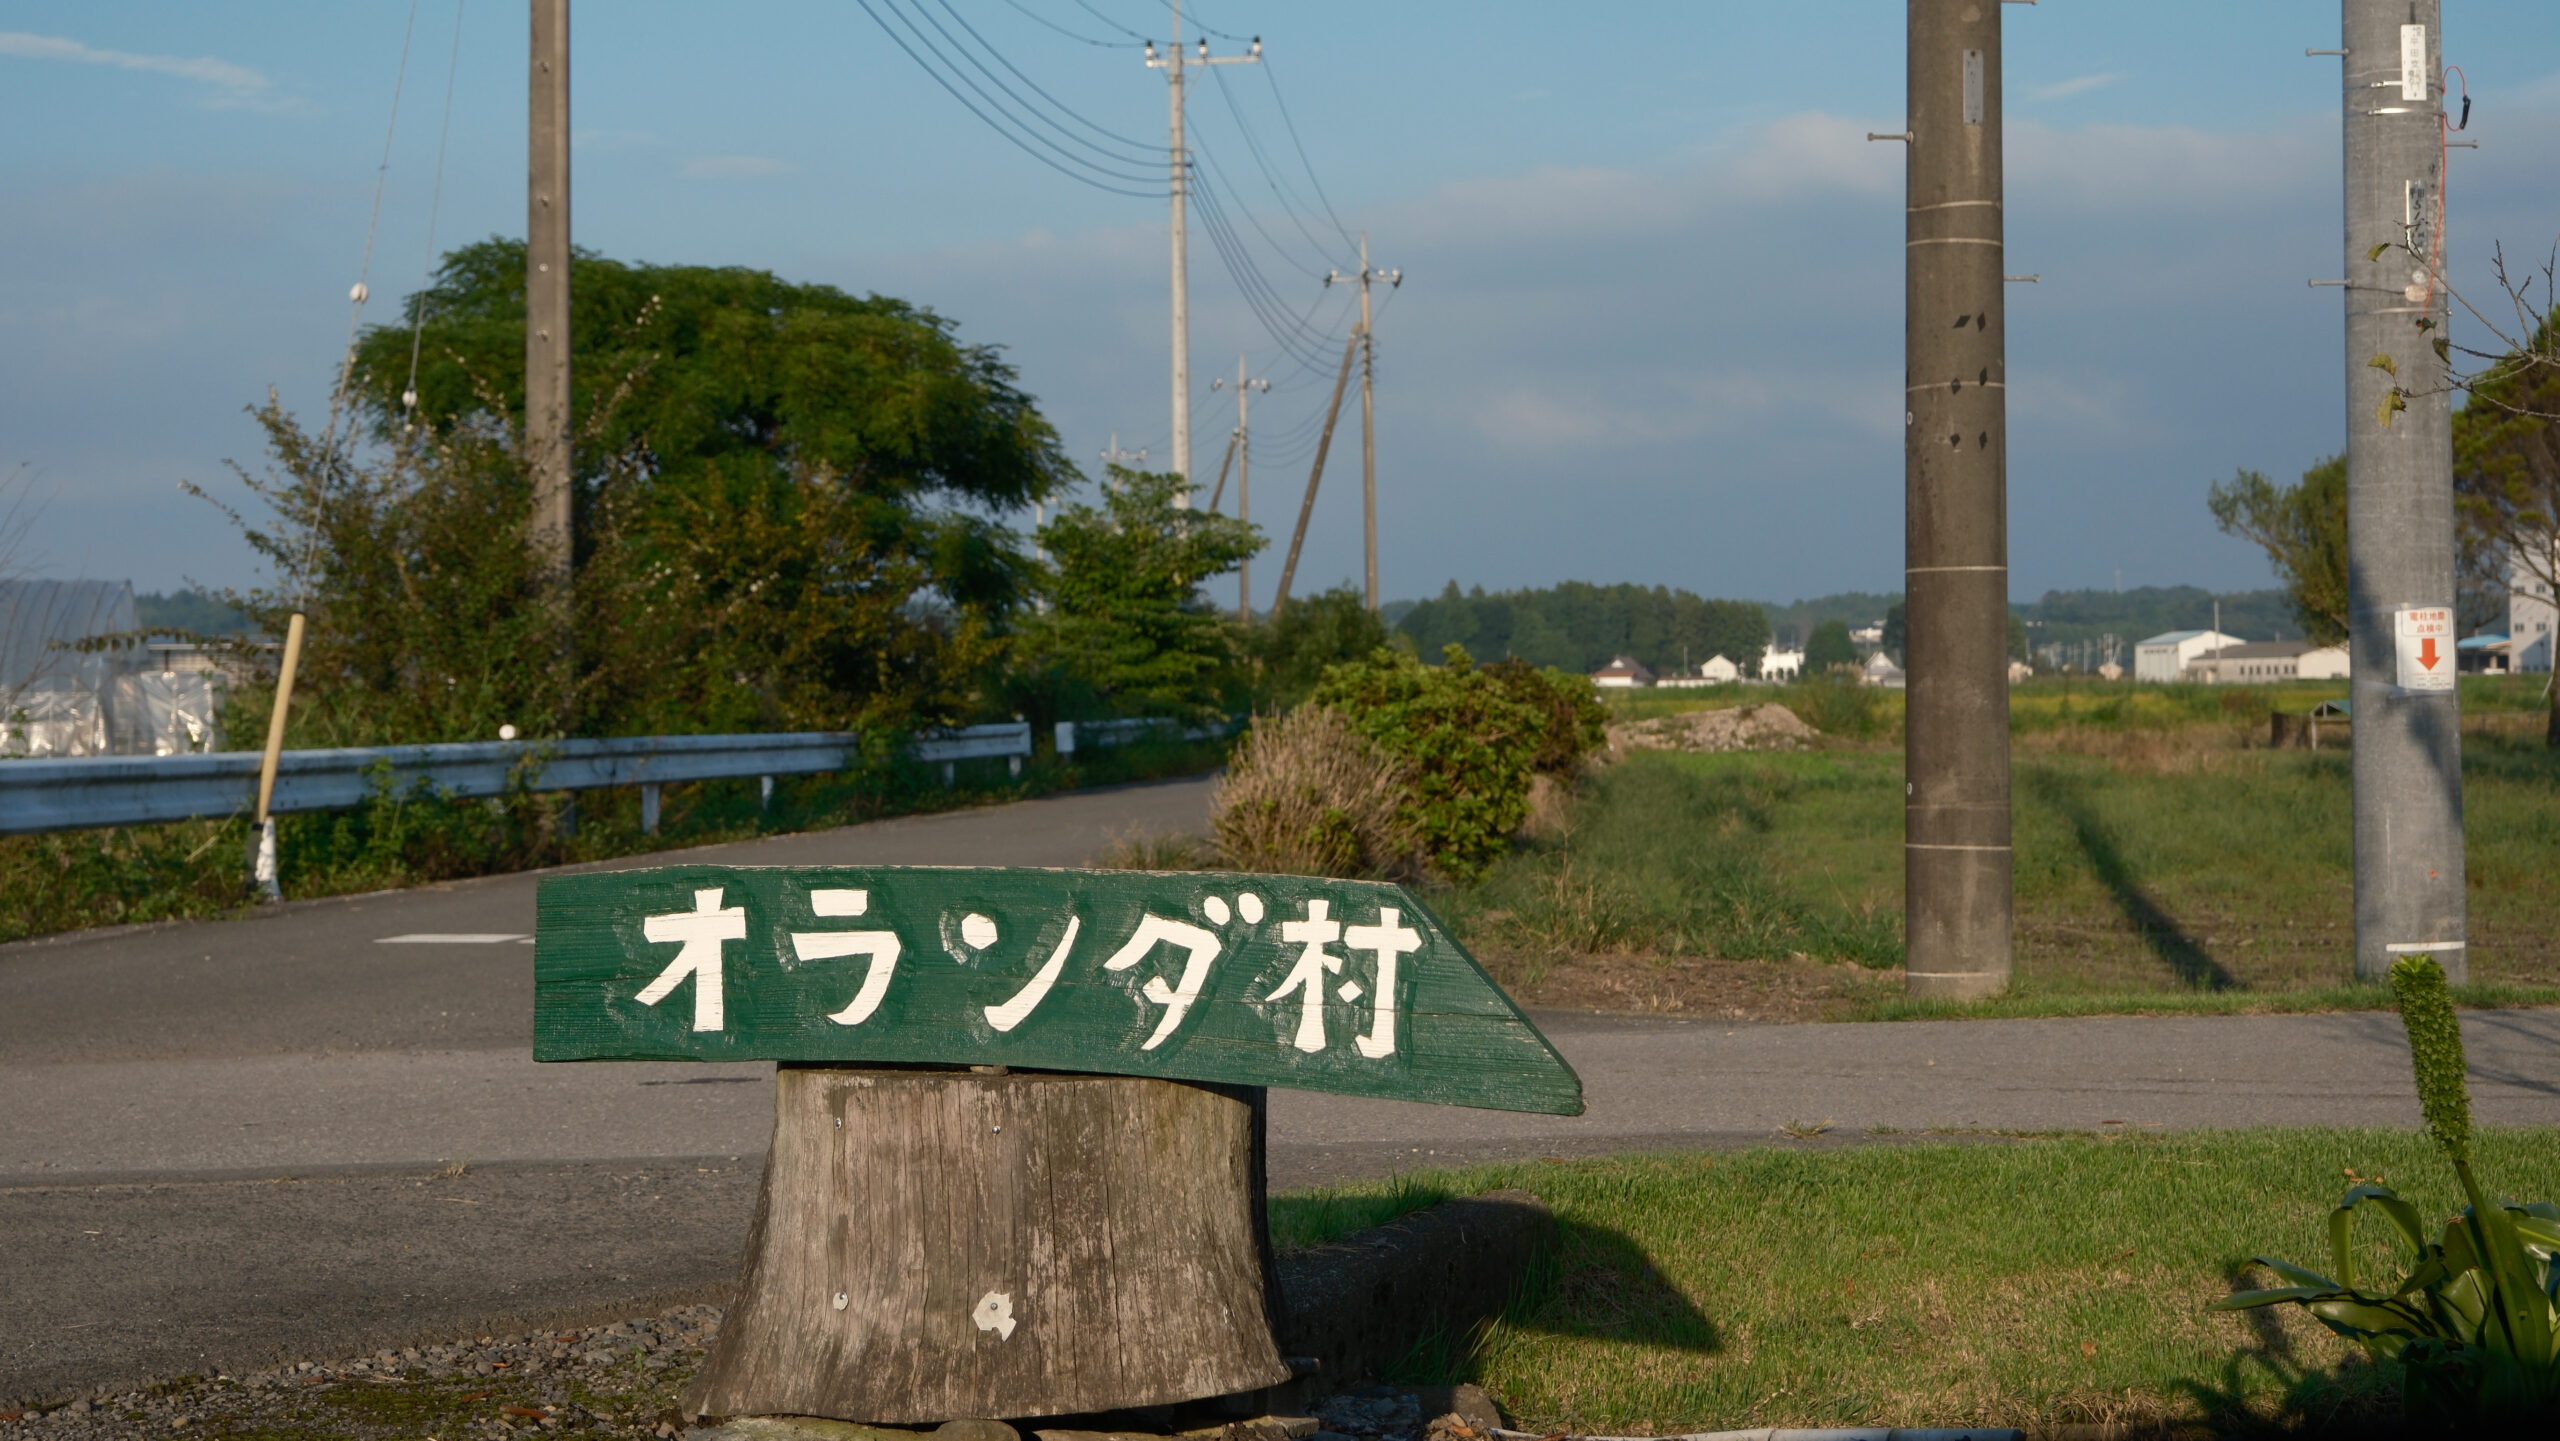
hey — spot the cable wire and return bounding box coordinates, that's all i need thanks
[1259,57,1361,253]
[987,0,1123,47]
[917,0,1162,165]
[401,0,468,423]
[325,0,425,454]
[856,0,1165,195]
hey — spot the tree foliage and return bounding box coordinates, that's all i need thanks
[351,239,1070,513]
[1240,584,1390,712]
[1802,619,1859,674]
[2456,308,2560,743]
[2208,456,2350,646]
[206,242,1079,748]
[1395,580,1770,678]
[1007,468,1260,725]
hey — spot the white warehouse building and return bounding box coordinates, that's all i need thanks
[2134,629,2247,683]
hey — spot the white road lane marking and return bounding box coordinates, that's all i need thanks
[374,934,531,944]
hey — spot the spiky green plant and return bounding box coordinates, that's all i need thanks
[2216,957,2560,1426]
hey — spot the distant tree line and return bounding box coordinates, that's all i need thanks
[1395,581,1771,678]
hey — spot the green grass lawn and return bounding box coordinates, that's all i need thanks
[1272,1129,2560,1434]
[1451,677,2560,1016]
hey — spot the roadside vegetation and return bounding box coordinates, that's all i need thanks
[1439,675,2560,1020]
[1270,1126,2560,1435]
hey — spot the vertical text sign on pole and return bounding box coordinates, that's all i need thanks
[2342,0,2465,982]
[1902,0,2013,1000]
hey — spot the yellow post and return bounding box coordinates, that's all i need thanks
[250,613,306,901]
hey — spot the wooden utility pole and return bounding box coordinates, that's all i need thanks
[1144,5,1258,503]
[527,0,572,587]
[1897,0,2012,999]
[1213,355,1269,620]
[1330,235,1399,610]
[2334,0,2466,981]
[1272,328,1361,614]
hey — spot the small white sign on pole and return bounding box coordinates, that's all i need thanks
[2394,605,2455,692]
[2400,25,2429,102]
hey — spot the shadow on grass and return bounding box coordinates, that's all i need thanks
[2029,767,2238,992]
[1383,1216,1722,1388]
[2167,1260,2402,1437]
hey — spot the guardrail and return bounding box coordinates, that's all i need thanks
[0,724,1041,838]
[0,717,1243,838]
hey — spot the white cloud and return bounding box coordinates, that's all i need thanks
[680,154,791,180]
[0,31,283,111]
[2031,73,2124,102]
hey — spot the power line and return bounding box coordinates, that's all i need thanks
[1066,0,1148,41]
[1259,57,1361,254]
[920,0,1162,165]
[878,0,1162,179]
[987,0,1122,47]
[1207,64,1354,271]
[855,0,1165,196]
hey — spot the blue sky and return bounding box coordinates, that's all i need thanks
[4,1,2558,609]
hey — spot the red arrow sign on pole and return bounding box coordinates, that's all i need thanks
[2419,637,2441,670]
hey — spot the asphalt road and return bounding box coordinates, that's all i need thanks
[7,772,2560,1401]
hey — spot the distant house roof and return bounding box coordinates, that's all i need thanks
[2459,633,2510,649]
[2139,630,2213,646]
[1,579,137,690]
[1591,654,1655,682]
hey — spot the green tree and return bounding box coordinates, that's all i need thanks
[1009,468,1261,725]
[1241,584,1389,712]
[1881,600,1906,666]
[1803,618,1859,674]
[2455,309,2560,746]
[2207,456,2349,645]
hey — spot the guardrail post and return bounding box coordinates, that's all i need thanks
[640,783,661,835]
[759,775,773,810]
[940,762,955,788]
[1055,721,1077,756]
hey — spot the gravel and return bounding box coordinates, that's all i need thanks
[0,1303,724,1440]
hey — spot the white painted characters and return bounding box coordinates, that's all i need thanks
[1263,899,1418,1057]
[625,883,1417,1059]
[635,888,746,1031]
[792,888,905,1027]
[1101,914,1225,1050]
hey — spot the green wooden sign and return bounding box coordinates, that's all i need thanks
[535,866,1582,1116]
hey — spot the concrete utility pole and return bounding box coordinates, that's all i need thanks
[1212,355,1269,621]
[1329,234,1399,611]
[1144,6,1258,503]
[2336,0,2466,982]
[527,0,572,588]
[1898,0,2012,1000]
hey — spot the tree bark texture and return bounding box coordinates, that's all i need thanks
[685,1067,1290,1424]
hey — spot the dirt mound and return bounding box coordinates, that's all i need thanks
[1609,702,1819,755]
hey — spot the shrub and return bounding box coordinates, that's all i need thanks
[1308,645,1589,881]
[1240,584,1390,712]
[1211,706,1421,879]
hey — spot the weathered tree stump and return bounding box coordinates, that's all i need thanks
[685,1066,1291,1424]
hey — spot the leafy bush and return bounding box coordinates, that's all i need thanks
[2217,957,2560,1427]
[1240,584,1390,711]
[1308,645,1598,881]
[1211,706,1421,879]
